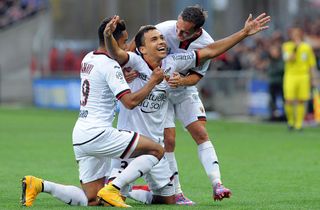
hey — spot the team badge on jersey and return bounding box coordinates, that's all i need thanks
[115,70,126,84]
[116,70,124,80]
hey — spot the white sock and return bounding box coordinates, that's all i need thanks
[198,141,221,186]
[43,181,88,206]
[112,155,159,189]
[128,189,153,204]
[165,152,182,194]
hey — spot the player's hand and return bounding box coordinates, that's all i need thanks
[150,67,164,84]
[104,15,120,37]
[243,13,271,36]
[168,72,182,88]
[123,67,139,83]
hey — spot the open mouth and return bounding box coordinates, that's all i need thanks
[157,46,167,52]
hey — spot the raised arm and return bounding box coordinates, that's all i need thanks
[127,38,137,52]
[103,16,129,65]
[198,13,271,65]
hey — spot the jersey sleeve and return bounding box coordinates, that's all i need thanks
[122,52,147,74]
[169,51,198,73]
[155,21,175,36]
[104,61,131,100]
[189,59,210,77]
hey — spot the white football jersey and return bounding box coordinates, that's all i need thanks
[117,51,198,144]
[73,51,131,145]
[156,20,214,95]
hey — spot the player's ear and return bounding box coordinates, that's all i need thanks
[139,46,147,55]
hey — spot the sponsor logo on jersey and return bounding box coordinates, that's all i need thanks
[139,90,167,113]
[172,53,194,61]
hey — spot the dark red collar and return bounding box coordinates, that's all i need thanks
[179,29,203,50]
[93,50,111,58]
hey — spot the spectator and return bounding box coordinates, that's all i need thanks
[267,45,284,121]
[0,0,47,28]
[49,47,60,73]
[62,48,77,72]
[74,50,88,73]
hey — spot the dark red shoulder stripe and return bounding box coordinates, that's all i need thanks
[116,89,131,100]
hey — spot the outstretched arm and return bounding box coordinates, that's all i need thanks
[198,13,271,64]
[104,15,128,65]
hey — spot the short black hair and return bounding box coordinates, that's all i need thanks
[98,17,126,46]
[134,25,157,51]
[179,5,207,29]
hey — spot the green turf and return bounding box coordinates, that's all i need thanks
[0,107,319,209]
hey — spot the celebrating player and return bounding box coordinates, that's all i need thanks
[123,6,271,204]
[156,6,218,204]
[105,11,270,204]
[104,23,209,205]
[21,17,165,208]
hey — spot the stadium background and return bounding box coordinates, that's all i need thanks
[1,0,319,119]
[0,1,320,209]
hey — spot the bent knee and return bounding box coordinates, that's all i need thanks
[149,144,164,160]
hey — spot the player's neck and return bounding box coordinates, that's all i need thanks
[143,55,162,70]
[97,47,107,53]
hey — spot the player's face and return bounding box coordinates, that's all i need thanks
[140,29,168,60]
[176,16,197,41]
[117,30,129,50]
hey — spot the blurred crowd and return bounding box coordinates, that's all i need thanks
[211,16,320,122]
[47,47,88,76]
[45,17,320,75]
[212,17,320,72]
[0,0,47,29]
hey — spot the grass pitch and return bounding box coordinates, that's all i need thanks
[0,107,319,210]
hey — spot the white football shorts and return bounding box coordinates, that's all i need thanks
[73,127,139,184]
[165,92,207,128]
